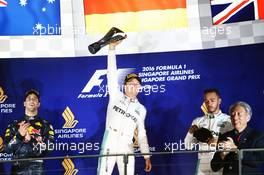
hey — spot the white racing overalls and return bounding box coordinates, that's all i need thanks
[97,49,150,175]
[184,111,233,175]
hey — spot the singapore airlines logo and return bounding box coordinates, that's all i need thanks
[0,86,8,103]
[133,128,156,153]
[62,107,78,128]
[133,128,139,148]
[62,158,78,175]
[0,136,3,152]
[0,86,15,114]
[55,106,86,139]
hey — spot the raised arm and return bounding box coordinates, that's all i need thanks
[107,43,119,99]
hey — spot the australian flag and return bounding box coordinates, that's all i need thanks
[0,0,61,35]
[211,0,264,25]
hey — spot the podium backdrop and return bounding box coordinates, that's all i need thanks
[1,43,264,174]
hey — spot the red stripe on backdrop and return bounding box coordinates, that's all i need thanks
[84,0,186,15]
[214,0,249,25]
[0,1,7,6]
[257,0,264,19]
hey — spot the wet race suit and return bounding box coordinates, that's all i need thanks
[4,115,54,175]
[184,111,233,175]
[97,49,150,175]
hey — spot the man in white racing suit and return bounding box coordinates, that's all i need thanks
[184,89,233,175]
[97,40,152,175]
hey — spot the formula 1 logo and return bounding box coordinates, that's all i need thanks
[81,70,107,93]
[0,86,8,103]
[62,158,78,175]
[0,136,3,152]
[62,107,78,128]
[78,68,134,99]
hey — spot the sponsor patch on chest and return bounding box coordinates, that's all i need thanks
[113,105,137,123]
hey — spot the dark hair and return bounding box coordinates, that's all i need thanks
[204,88,220,97]
[24,89,40,102]
[124,73,141,84]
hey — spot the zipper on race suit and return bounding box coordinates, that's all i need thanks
[105,148,110,172]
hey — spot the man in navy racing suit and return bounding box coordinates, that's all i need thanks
[4,89,54,175]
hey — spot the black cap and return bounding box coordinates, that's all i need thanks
[24,89,40,102]
[124,73,141,84]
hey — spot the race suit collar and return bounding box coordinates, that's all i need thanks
[24,114,38,121]
[206,110,222,119]
[124,95,138,103]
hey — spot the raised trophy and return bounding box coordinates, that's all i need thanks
[88,27,126,54]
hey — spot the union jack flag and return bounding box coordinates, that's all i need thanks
[211,0,264,25]
[0,0,7,7]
